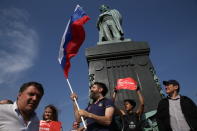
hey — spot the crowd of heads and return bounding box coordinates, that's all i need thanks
[0,79,184,130]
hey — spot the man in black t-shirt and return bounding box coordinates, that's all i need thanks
[113,88,144,131]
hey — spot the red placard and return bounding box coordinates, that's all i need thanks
[39,120,62,131]
[116,77,138,91]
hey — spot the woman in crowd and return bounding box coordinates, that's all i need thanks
[39,104,62,131]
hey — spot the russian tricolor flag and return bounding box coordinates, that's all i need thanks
[58,5,90,78]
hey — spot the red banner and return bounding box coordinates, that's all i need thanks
[116,77,138,91]
[39,120,62,131]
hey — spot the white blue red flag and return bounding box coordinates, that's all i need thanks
[58,5,90,78]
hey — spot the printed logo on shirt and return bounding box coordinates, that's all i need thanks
[129,121,136,129]
[98,103,103,107]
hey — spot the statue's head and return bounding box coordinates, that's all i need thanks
[99,5,109,13]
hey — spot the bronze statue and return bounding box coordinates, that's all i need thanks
[97,5,124,43]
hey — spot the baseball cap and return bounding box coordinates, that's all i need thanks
[163,80,179,86]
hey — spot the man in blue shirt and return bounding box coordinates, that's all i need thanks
[71,82,115,131]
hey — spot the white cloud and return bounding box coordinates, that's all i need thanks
[0,8,39,85]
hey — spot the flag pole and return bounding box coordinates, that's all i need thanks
[66,78,87,129]
[134,69,142,90]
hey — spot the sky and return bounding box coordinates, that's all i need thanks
[0,0,197,130]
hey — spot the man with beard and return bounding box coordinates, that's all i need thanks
[0,81,44,131]
[70,82,115,131]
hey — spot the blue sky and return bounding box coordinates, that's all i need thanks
[0,0,197,130]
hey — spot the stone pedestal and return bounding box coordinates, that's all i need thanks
[85,41,162,112]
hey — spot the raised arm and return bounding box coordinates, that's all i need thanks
[136,88,144,116]
[112,89,125,116]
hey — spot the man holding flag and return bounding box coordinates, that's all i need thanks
[70,82,115,131]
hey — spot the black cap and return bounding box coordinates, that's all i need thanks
[163,80,179,87]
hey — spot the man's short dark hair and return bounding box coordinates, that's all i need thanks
[124,99,136,108]
[163,80,180,93]
[92,82,108,96]
[19,81,44,96]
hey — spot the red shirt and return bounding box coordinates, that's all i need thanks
[39,120,62,131]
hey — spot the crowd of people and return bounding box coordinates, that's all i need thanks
[0,80,196,131]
